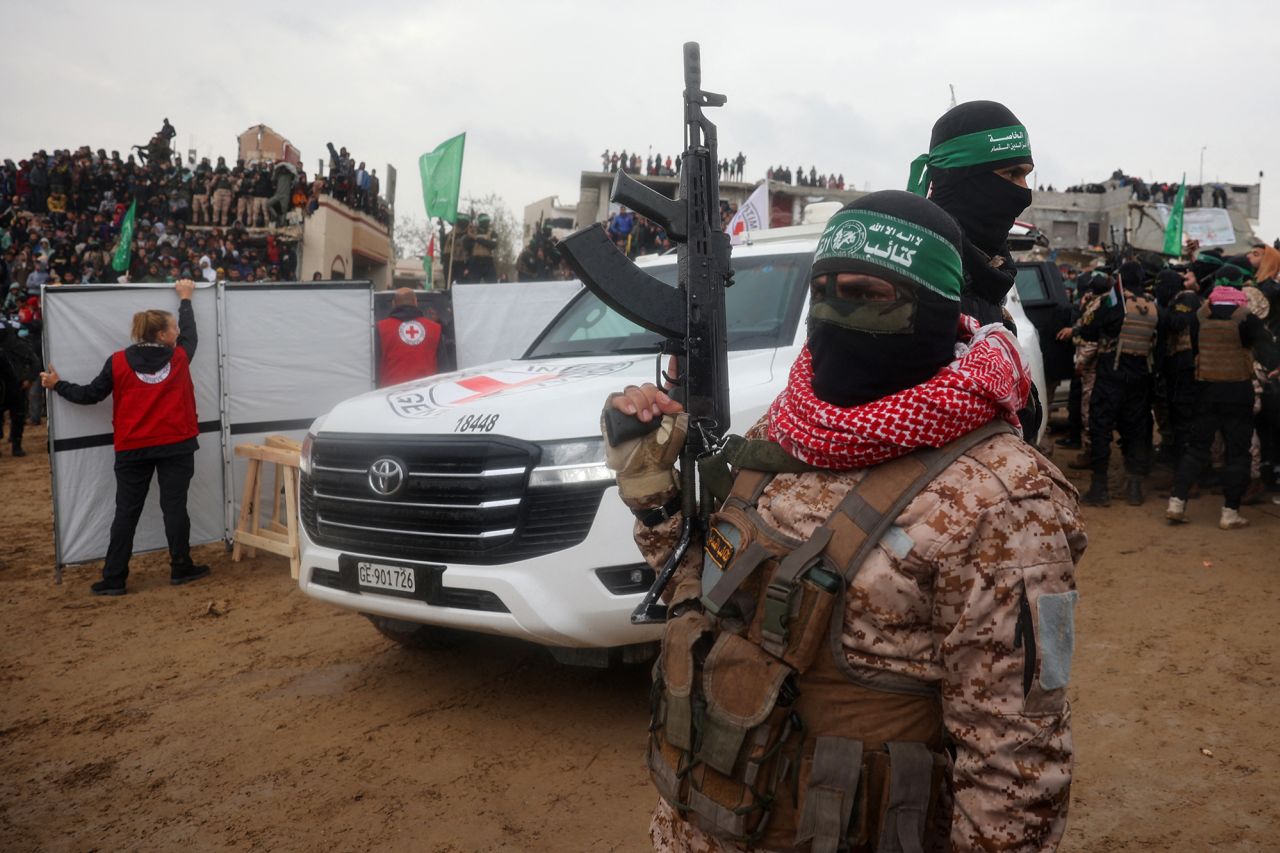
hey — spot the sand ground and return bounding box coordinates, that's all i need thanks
[2,423,1278,851]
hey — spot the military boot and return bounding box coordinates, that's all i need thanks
[1081,474,1110,506]
[1125,475,1144,506]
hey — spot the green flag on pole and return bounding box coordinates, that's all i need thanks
[112,199,137,273]
[1162,174,1187,257]
[419,133,466,224]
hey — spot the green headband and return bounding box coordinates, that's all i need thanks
[906,124,1032,196]
[814,209,963,301]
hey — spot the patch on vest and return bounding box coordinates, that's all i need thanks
[880,525,914,559]
[706,525,736,571]
[702,523,740,595]
[1037,590,1078,691]
[135,362,171,385]
[398,320,427,346]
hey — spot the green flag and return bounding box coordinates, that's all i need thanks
[419,133,466,224]
[112,200,137,272]
[1162,174,1187,257]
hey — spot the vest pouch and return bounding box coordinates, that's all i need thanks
[648,610,714,811]
[659,610,714,751]
[781,566,841,674]
[685,631,801,843]
[794,736,863,853]
[816,743,945,853]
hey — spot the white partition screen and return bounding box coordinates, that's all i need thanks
[44,281,375,568]
[220,283,374,530]
[44,283,224,566]
[451,281,581,368]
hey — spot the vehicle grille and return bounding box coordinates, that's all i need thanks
[300,433,608,564]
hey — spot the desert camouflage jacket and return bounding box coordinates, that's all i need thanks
[629,423,1087,853]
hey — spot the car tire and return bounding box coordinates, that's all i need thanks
[364,614,466,650]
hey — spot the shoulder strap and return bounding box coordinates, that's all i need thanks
[757,420,1015,655]
[824,419,1016,583]
[701,434,816,505]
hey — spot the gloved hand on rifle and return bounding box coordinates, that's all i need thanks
[604,383,688,504]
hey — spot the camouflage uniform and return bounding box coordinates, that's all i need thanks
[1074,293,1102,458]
[631,422,1086,852]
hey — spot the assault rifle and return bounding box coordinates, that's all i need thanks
[556,42,732,625]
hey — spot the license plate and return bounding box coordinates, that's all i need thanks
[357,561,416,594]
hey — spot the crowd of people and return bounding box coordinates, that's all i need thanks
[324,143,390,224]
[0,120,403,447]
[765,164,846,188]
[1056,240,1280,526]
[0,121,396,302]
[598,149,751,182]
[1062,169,1236,208]
[604,206,672,259]
[600,149,678,177]
[0,128,318,292]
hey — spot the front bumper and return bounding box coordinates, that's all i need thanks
[297,483,664,649]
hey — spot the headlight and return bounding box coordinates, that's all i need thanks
[529,437,612,487]
[299,432,315,476]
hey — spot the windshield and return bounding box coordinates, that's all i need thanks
[525,252,812,359]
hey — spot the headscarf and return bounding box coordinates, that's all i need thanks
[1208,285,1248,307]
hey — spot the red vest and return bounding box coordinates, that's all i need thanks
[110,347,199,452]
[377,314,441,387]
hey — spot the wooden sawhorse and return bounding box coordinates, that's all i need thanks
[232,434,303,578]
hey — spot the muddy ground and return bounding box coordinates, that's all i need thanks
[2,423,1278,851]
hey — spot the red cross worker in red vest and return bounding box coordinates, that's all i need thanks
[376,288,442,387]
[40,279,211,596]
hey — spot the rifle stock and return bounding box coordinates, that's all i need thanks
[557,42,732,624]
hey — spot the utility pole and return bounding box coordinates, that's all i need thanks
[1199,146,1206,185]
[949,84,957,108]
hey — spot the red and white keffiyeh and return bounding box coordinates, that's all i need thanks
[767,317,1030,470]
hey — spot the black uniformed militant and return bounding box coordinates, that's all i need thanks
[1168,283,1280,528]
[1079,262,1160,507]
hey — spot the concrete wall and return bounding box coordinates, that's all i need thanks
[237,124,301,167]
[574,171,759,226]
[1021,183,1261,254]
[299,196,393,289]
[522,195,578,241]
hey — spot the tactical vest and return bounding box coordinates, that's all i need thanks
[648,421,1013,853]
[1167,322,1192,357]
[1194,305,1252,382]
[1114,294,1157,367]
[471,232,495,259]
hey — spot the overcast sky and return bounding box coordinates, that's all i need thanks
[5,0,1277,240]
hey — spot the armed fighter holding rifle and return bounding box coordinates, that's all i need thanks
[560,43,1085,852]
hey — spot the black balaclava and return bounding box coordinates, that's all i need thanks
[926,101,1035,256]
[808,191,964,407]
[1153,269,1184,307]
[1118,260,1145,294]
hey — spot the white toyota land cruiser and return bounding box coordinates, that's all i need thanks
[297,220,1047,664]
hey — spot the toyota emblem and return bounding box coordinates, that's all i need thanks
[367,457,406,496]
